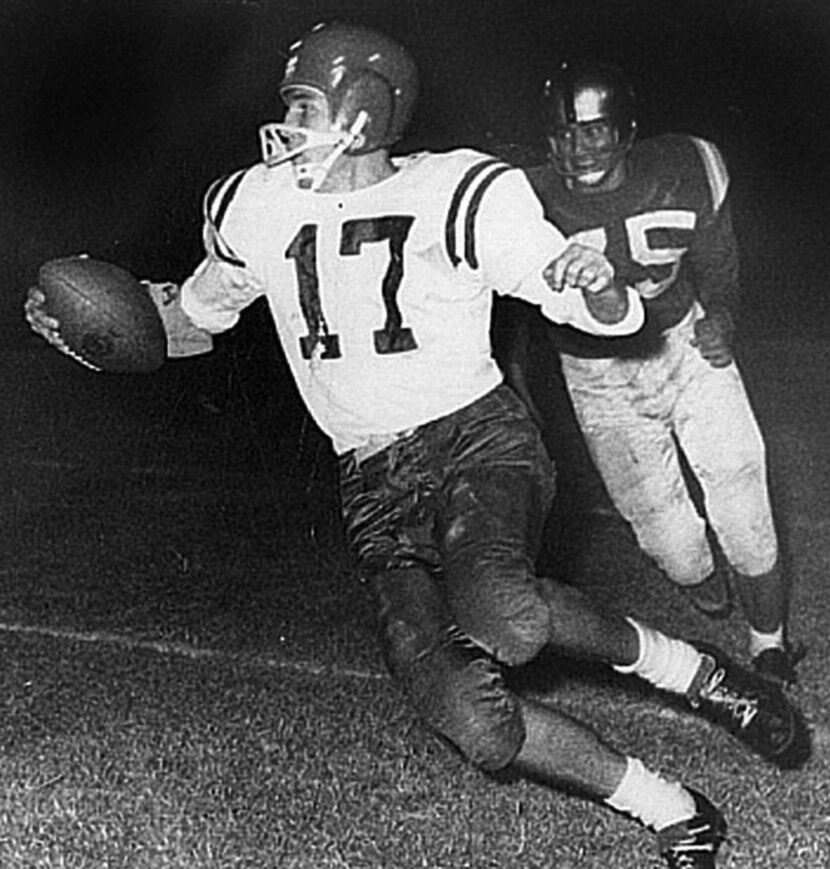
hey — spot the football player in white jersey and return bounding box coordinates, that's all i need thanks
[503,62,801,688]
[25,24,810,868]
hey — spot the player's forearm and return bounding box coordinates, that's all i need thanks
[536,283,644,337]
[691,206,742,319]
[143,281,214,358]
[582,283,634,325]
[178,256,264,335]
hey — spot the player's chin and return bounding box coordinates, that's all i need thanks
[571,169,608,188]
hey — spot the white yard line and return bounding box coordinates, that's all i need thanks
[0,620,385,682]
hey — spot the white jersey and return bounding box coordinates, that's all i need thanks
[181,149,642,454]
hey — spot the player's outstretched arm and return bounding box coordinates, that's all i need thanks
[542,243,644,333]
[23,258,213,371]
[544,242,615,296]
[544,243,629,324]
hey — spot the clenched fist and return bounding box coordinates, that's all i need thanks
[691,309,734,367]
[24,287,63,348]
[544,242,614,295]
[544,243,630,325]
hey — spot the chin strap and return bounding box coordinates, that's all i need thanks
[258,111,369,191]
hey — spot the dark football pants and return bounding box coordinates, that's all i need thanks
[339,385,557,771]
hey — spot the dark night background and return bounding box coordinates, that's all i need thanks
[2,0,829,353]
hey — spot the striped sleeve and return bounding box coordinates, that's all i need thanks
[203,169,249,268]
[690,137,730,213]
[443,158,513,269]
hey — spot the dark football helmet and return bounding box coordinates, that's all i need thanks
[541,62,636,184]
[259,23,419,188]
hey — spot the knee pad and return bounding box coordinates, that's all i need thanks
[400,627,526,772]
[448,561,551,667]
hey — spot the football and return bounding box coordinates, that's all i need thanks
[37,256,167,373]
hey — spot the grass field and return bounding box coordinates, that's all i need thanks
[1,323,829,868]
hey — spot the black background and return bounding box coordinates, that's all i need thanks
[2,0,830,341]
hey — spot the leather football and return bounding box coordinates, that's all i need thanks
[38,256,166,373]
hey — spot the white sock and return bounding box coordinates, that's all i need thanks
[606,757,697,831]
[749,625,784,658]
[613,618,704,695]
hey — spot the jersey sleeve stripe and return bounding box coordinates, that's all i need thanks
[203,170,248,268]
[463,164,512,269]
[690,137,730,212]
[444,158,501,266]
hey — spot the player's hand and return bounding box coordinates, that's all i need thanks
[691,310,733,367]
[544,243,615,294]
[24,287,65,348]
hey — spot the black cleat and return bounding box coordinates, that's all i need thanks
[752,643,805,687]
[657,789,727,868]
[687,642,811,770]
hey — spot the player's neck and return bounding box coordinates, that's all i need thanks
[315,151,397,193]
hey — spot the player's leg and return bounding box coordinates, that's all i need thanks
[560,352,722,606]
[338,418,640,779]
[434,385,643,667]
[674,345,798,681]
[515,698,726,865]
[433,387,809,770]
[341,427,726,862]
[338,392,806,869]
[338,436,520,768]
[368,560,727,864]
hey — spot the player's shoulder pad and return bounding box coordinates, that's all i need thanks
[440,148,517,270]
[637,133,730,215]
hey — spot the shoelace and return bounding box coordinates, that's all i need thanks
[699,667,759,729]
[663,823,719,868]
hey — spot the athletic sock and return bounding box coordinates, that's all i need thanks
[749,625,785,658]
[613,617,704,695]
[605,756,697,831]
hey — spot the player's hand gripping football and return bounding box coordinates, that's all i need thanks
[24,286,69,352]
[691,309,734,367]
[24,285,106,370]
[543,243,629,325]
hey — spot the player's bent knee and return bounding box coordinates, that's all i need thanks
[448,567,551,668]
[399,628,526,772]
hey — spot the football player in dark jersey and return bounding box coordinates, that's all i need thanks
[504,61,801,687]
[25,27,810,868]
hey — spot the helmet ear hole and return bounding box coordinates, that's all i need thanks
[279,24,418,154]
[336,71,394,154]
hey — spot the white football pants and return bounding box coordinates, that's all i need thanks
[561,304,778,586]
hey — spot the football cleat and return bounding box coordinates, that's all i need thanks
[656,788,727,869]
[752,643,805,687]
[687,642,811,770]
